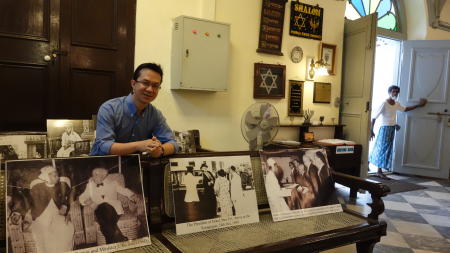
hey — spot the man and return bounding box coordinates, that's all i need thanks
[91,63,178,157]
[57,122,82,157]
[79,167,140,243]
[369,85,427,179]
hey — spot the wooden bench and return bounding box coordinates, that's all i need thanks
[0,149,389,253]
[138,150,389,253]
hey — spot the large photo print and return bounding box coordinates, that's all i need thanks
[6,155,150,253]
[0,134,47,159]
[47,120,96,158]
[170,155,259,235]
[260,149,342,222]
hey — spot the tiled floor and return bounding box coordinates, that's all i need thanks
[327,174,450,253]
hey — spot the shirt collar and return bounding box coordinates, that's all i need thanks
[125,93,147,117]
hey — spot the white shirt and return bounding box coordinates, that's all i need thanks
[79,176,134,215]
[371,100,406,126]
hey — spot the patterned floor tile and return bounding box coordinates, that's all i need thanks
[433,225,450,239]
[402,195,441,207]
[425,191,450,201]
[401,191,432,198]
[418,181,442,187]
[384,201,417,213]
[412,205,450,217]
[379,231,410,248]
[412,249,443,253]
[384,194,407,203]
[391,220,443,238]
[402,234,450,252]
[421,186,449,193]
[420,214,450,227]
[374,244,414,253]
[384,209,428,224]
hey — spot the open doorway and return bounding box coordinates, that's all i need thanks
[368,36,402,173]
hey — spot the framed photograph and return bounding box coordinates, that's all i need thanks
[313,82,331,103]
[319,43,336,75]
[259,148,342,222]
[169,155,259,235]
[254,63,286,99]
[288,80,304,116]
[6,155,151,253]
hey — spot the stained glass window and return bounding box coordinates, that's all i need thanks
[345,0,399,32]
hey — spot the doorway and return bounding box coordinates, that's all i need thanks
[368,36,402,173]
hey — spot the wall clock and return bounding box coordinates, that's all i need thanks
[290,46,303,63]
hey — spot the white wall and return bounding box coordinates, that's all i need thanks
[405,0,450,40]
[135,0,346,151]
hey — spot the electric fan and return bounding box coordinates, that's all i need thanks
[241,102,280,150]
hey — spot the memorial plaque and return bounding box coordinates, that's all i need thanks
[289,1,323,41]
[257,0,288,55]
[288,80,304,116]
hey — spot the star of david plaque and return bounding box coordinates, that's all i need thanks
[254,63,285,99]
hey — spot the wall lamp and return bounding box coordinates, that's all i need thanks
[307,58,329,80]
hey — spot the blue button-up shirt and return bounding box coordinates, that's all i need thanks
[90,94,178,155]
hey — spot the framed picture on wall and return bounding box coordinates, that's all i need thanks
[287,80,304,116]
[319,43,336,75]
[313,82,331,103]
[254,63,286,99]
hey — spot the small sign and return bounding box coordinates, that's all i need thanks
[289,1,323,41]
[288,80,304,116]
[257,0,288,55]
[336,145,354,154]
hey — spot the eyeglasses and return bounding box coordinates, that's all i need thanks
[135,80,162,90]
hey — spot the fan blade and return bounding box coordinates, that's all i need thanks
[266,116,279,127]
[261,130,272,144]
[245,110,260,128]
[260,103,270,118]
[246,128,260,141]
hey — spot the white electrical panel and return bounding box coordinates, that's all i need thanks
[171,16,230,91]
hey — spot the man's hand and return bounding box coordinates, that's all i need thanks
[419,98,427,107]
[370,131,375,141]
[137,136,161,154]
[130,194,141,203]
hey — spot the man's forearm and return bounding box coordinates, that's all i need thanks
[110,142,141,155]
[405,104,421,112]
[161,143,175,156]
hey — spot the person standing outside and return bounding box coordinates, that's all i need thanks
[369,85,427,179]
[91,63,178,157]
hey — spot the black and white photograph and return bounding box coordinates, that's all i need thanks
[47,120,96,158]
[169,156,259,235]
[174,130,197,154]
[0,134,47,160]
[260,148,342,222]
[6,155,151,253]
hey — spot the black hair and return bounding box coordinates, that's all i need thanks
[200,163,208,169]
[388,85,400,93]
[230,166,237,171]
[218,169,226,177]
[186,166,194,174]
[133,63,163,83]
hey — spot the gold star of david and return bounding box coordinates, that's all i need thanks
[294,14,306,30]
[260,69,278,94]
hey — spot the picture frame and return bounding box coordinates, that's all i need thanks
[319,43,336,75]
[254,63,286,99]
[313,82,331,103]
[287,80,304,116]
[304,132,315,142]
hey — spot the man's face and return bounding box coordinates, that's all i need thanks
[65,125,73,134]
[92,168,108,184]
[389,89,400,100]
[131,69,162,105]
[48,171,59,185]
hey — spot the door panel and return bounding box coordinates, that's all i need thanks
[0,0,59,131]
[0,0,49,39]
[340,14,377,178]
[394,40,450,179]
[60,0,135,118]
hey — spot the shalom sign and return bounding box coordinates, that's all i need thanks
[289,1,323,40]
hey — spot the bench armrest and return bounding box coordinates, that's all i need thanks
[332,171,390,221]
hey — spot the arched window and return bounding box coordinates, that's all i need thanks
[345,0,400,32]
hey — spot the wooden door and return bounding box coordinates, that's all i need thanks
[0,0,136,130]
[340,14,377,178]
[393,40,450,179]
[59,0,136,118]
[0,0,60,130]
